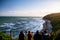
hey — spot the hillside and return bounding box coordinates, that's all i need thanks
[0,31,10,40]
[43,13,60,32]
[43,13,60,40]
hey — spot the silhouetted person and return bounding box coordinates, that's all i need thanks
[27,31,32,40]
[43,31,50,40]
[33,31,41,40]
[0,36,2,40]
[55,33,60,40]
[18,31,24,40]
[25,31,27,36]
[39,31,44,40]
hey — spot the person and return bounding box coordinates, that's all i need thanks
[0,36,2,40]
[33,31,41,40]
[40,31,44,40]
[42,31,50,40]
[18,31,24,40]
[27,31,32,40]
[25,31,27,36]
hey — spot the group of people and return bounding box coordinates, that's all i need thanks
[18,30,51,40]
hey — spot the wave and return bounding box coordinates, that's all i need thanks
[0,18,45,38]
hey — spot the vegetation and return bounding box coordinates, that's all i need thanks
[0,31,10,40]
[43,13,60,40]
[0,13,60,40]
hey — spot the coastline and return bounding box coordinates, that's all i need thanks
[43,19,52,33]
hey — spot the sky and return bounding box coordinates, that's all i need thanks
[0,0,60,17]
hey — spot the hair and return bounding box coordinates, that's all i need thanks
[20,31,24,34]
[36,30,39,34]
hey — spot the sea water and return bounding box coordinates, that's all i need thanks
[0,17,45,38]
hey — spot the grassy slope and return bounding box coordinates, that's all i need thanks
[43,13,60,31]
[0,31,10,40]
[43,13,60,40]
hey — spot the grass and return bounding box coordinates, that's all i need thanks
[43,12,60,40]
[0,31,10,40]
[0,13,60,40]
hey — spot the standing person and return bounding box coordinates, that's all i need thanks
[43,31,50,40]
[33,31,41,40]
[39,31,43,40]
[18,31,24,40]
[0,36,2,40]
[25,31,27,36]
[27,31,32,40]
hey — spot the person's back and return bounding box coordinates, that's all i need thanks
[43,31,50,40]
[0,36,2,40]
[18,31,24,40]
[33,31,41,40]
[27,31,32,40]
[40,32,43,40]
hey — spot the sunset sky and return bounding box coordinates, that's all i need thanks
[0,0,60,17]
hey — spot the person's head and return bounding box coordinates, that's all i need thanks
[28,31,32,34]
[28,31,30,34]
[36,30,39,34]
[20,31,24,34]
[44,30,47,33]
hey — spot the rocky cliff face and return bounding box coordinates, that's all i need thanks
[43,13,60,32]
[43,20,52,33]
[43,13,60,40]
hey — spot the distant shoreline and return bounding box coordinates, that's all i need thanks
[0,16,42,18]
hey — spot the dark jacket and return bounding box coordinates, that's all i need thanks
[28,34,32,40]
[34,33,42,40]
[18,33,24,40]
[34,31,42,40]
[27,31,32,40]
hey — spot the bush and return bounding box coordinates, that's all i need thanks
[0,31,10,40]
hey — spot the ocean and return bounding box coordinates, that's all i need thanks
[0,16,45,38]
